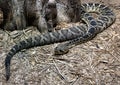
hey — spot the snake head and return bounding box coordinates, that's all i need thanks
[54,44,69,55]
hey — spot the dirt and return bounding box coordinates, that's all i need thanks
[0,0,120,85]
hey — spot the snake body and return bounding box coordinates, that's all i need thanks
[5,3,115,81]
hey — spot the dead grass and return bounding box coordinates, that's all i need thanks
[0,0,120,85]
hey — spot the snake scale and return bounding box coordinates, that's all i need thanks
[5,3,115,81]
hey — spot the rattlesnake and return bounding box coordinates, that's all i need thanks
[5,3,116,81]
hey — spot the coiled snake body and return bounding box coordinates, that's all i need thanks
[5,3,116,81]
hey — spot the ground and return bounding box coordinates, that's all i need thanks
[0,0,120,85]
